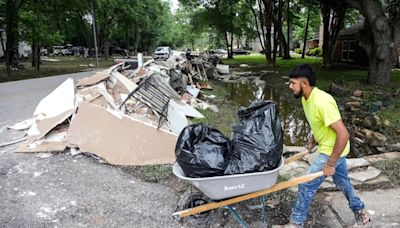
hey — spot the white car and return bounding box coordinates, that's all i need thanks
[53,46,64,56]
[153,46,172,59]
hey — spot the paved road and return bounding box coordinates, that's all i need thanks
[0,72,179,227]
[0,71,93,130]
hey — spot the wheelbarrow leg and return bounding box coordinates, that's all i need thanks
[224,205,249,228]
[261,195,268,226]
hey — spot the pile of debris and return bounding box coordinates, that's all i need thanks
[10,53,230,166]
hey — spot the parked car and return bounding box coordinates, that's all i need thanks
[213,49,227,55]
[71,46,85,56]
[207,48,227,57]
[52,46,64,56]
[108,46,128,56]
[153,46,172,59]
[61,47,73,55]
[232,48,251,55]
[40,48,48,56]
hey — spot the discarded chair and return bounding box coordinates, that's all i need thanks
[119,77,170,129]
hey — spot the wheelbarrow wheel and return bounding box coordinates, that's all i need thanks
[176,188,219,226]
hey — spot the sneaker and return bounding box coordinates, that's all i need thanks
[354,209,371,225]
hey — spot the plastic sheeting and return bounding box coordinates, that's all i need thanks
[175,124,230,178]
[225,100,283,174]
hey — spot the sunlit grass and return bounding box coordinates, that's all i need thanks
[223,54,400,91]
[0,56,114,82]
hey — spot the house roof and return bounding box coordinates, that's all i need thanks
[338,24,363,37]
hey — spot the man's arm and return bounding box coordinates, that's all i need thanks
[323,119,350,176]
[307,134,316,151]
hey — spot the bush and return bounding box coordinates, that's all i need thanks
[294,48,302,54]
[308,47,322,57]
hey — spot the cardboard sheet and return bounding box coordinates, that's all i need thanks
[216,64,230,74]
[8,119,34,131]
[167,104,188,135]
[76,71,109,87]
[111,71,137,92]
[29,110,73,140]
[32,78,75,118]
[66,102,177,165]
[169,100,204,119]
[16,131,68,153]
[27,78,75,138]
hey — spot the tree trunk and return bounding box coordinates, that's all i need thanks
[321,0,347,67]
[279,28,290,59]
[301,8,310,59]
[0,31,5,58]
[31,39,41,70]
[321,0,331,67]
[272,26,278,65]
[36,43,40,70]
[32,40,38,68]
[225,31,233,59]
[286,0,291,58]
[392,16,400,68]
[104,38,109,60]
[5,0,24,77]
[246,0,266,56]
[274,0,290,59]
[262,0,273,66]
[344,0,393,85]
[230,32,234,59]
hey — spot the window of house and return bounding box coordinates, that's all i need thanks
[341,40,355,62]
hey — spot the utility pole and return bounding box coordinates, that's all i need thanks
[91,0,99,67]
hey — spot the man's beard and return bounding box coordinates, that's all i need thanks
[293,87,303,99]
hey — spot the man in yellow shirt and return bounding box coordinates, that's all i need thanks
[281,64,371,227]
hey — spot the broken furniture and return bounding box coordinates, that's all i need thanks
[120,77,170,129]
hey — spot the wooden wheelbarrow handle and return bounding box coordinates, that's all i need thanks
[285,146,317,164]
[172,171,324,219]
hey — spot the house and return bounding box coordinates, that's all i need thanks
[334,23,400,68]
[0,29,31,59]
[332,25,369,67]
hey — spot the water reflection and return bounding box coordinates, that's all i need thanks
[224,79,310,146]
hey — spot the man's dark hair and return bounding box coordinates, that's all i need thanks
[288,64,316,86]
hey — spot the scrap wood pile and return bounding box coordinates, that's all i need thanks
[10,53,231,166]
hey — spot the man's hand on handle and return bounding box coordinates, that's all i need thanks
[322,165,335,176]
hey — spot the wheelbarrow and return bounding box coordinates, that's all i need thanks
[172,148,323,227]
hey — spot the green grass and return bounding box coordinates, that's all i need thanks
[223,53,400,138]
[120,164,173,183]
[378,98,400,136]
[140,165,173,183]
[0,56,114,82]
[223,54,400,91]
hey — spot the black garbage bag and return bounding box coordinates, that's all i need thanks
[225,100,283,175]
[175,124,231,178]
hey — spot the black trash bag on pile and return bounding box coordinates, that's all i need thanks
[225,100,283,175]
[175,124,231,178]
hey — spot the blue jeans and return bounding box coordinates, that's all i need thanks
[290,153,365,225]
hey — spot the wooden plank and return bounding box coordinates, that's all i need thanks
[284,149,309,164]
[173,171,324,218]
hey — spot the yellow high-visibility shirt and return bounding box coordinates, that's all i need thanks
[301,87,350,156]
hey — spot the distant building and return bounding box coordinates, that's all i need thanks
[332,25,369,67]
[0,29,32,59]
